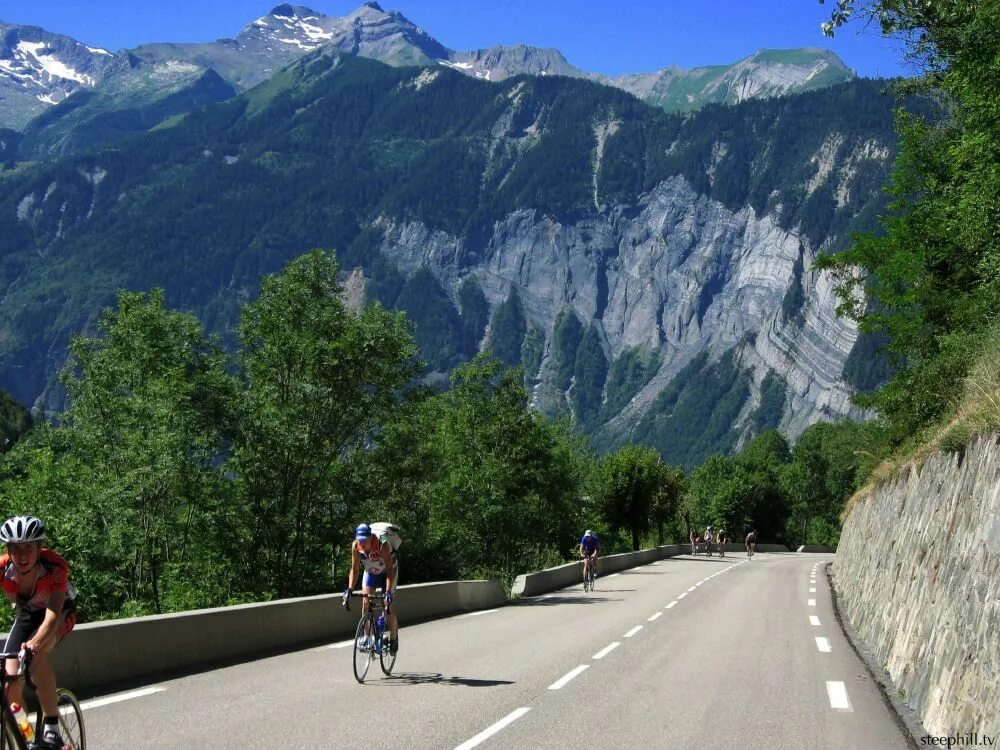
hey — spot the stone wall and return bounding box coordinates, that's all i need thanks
[834,434,999,740]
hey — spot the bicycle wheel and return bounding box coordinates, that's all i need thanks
[35,689,86,750]
[353,614,375,684]
[379,630,397,676]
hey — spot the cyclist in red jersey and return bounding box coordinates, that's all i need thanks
[1,516,77,750]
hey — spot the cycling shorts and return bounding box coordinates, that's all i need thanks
[363,567,399,590]
[2,601,77,654]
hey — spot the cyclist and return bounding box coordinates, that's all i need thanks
[343,523,398,655]
[579,530,600,584]
[704,525,715,556]
[718,528,727,556]
[1,515,76,750]
[746,528,757,558]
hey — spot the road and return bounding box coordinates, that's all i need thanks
[79,552,909,749]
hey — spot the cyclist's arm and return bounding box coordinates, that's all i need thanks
[347,542,360,590]
[382,541,396,594]
[26,590,65,653]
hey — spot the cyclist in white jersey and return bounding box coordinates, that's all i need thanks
[344,523,398,654]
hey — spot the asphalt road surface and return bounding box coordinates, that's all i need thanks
[78,552,910,749]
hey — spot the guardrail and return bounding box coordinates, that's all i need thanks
[7,541,793,694]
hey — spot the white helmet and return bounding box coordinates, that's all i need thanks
[0,515,46,544]
[584,529,593,537]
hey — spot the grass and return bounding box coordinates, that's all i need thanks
[841,323,1000,521]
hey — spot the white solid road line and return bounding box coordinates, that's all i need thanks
[624,625,643,638]
[79,687,166,711]
[666,601,678,609]
[326,639,354,649]
[593,642,621,659]
[826,681,853,711]
[460,608,501,617]
[548,665,589,690]
[648,611,663,622]
[609,573,621,578]
[809,615,821,626]
[808,599,816,607]
[815,637,832,653]
[454,707,532,750]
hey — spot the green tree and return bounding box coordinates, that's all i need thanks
[52,289,231,615]
[228,250,418,596]
[596,444,665,550]
[817,0,1000,441]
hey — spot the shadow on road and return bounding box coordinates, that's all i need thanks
[380,672,514,687]
[515,593,629,606]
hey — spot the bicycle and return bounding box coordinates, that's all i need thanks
[581,555,597,593]
[346,592,396,684]
[0,648,85,750]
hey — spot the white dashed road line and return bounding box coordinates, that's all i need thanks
[548,665,589,690]
[79,687,166,711]
[648,612,663,622]
[624,626,643,638]
[666,601,678,609]
[678,592,688,599]
[809,587,816,593]
[454,707,531,750]
[808,599,816,607]
[593,642,620,660]
[815,637,832,653]
[809,615,821,626]
[687,586,697,592]
[826,681,853,711]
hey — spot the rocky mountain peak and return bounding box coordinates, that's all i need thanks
[0,22,115,129]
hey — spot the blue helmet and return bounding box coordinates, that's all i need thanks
[355,523,371,541]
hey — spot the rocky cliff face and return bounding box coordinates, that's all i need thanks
[834,435,1000,741]
[377,174,865,445]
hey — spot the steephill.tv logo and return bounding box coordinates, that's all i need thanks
[921,734,997,747]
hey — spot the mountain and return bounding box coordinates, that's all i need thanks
[0,51,902,465]
[607,48,855,112]
[3,4,855,161]
[0,22,117,130]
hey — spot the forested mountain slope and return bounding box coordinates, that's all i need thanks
[0,49,904,465]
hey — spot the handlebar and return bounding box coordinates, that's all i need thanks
[0,648,35,689]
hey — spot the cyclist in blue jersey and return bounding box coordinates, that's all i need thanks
[579,530,600,584]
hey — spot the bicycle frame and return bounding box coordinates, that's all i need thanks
[0,651,33,750]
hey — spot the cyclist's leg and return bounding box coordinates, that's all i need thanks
[2,607,42,709]
[386,566,399,642]
[34,606,75,722]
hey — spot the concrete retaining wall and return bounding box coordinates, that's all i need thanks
[834,434,999,740]
[46,579,504,694]
[509,542,789,597]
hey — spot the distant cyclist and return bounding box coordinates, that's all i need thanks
[1,515,76,750]
[579,530,600,583]
[343,523,398,655]
[704,525,715,556]
[746,529,757,558]
[718,529,728,556]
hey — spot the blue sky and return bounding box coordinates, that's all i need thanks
[0,1,911,78]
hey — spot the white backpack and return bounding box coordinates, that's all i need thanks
[369,522,403,551]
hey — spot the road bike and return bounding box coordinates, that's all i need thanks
[346,592,396,684]
[581,555,597,593]
[0,649,85,750]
